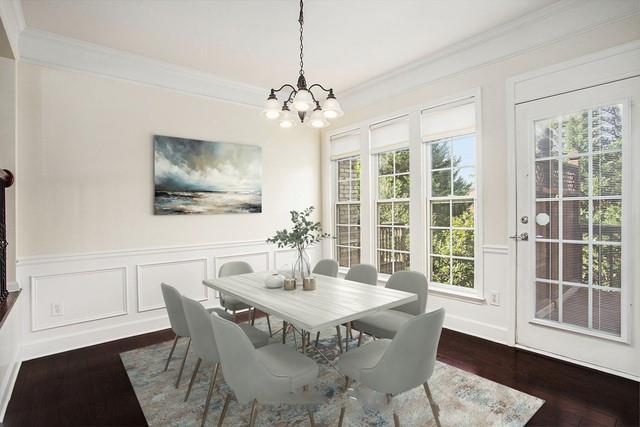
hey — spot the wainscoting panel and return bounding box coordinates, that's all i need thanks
[31,267,128,331]
[136,258,208,312]
[213,251,270,277]
[15,240,309,360]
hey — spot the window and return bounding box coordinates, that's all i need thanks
[375,148,410,274]
[335,156,361,268]
[423,100,477,290]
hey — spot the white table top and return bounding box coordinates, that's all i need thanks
[203,272,417,333]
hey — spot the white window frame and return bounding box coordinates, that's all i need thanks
[334,156,362,269]
[323,89,483,299]
[373,148,411,276]
[423,97,482,297]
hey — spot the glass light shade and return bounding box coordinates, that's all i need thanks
[279,110,295,128]
[292,89,313,112]
[322,96,343,119]
[308,109,329,128]
[262,97,281,120]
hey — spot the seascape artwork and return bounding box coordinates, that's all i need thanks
[154,135,262,215]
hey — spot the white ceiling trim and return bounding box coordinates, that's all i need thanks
[13,0,640,111]
[19,27,266,108]
[339,0,640,111]
[0,0,26,58]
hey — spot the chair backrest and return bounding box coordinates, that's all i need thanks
[361,308,445,395]
[161,283,190,337]
[344,264,378,286]
[210,313,291,403]
[181,296,220,363]
[219,261,254,278]
[312,259,339,277]
[385,271,428,315]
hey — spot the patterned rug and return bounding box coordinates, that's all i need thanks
[120,318,544,426]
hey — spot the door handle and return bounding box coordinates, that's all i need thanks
[509,232,529,241]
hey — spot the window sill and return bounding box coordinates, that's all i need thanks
[428,286,485,304]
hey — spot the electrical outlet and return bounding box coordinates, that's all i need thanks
[51,303,64,317]
[489,291,500,306]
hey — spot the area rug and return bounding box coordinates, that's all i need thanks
[120,318,544,426]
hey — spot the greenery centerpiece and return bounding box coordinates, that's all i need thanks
[267,207,331,283]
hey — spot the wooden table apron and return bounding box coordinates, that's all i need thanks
[203,272,417,333]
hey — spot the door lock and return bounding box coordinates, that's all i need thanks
[520,216,529,224]
[509,232,529,241]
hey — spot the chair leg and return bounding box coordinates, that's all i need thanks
[164,335,179,371]
[393,412,400,427]
[266,314,272,337]
[423,383,442,427]
[345,322,352,352]
[201,365,218,427]
[357,331,364,347]
[338,407,346,427]
[315,331,320,347]
[218,393,232,427]
[249,399,259,427]
[344,376,351,391]
[307,407,316,427]
[184,357,202,402]
[250,307,256,325]
[175,337,191,388]
[282,321,288,344]
[336,325,343,353]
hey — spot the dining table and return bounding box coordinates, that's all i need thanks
[203,271,417,358]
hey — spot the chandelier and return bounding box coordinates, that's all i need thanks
[261,0,343,128]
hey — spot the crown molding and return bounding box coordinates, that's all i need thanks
[0,0,25,58]
[339,0,640,111]
[19,27,267,108]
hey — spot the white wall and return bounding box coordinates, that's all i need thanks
[15,62,323,358]
[322,14,640,344]
[0,57,15,284]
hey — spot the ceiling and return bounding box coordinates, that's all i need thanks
[21,0,559,92]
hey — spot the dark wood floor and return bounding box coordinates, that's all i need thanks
[4,321,638,426]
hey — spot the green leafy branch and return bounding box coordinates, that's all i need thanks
[266,207,332,251]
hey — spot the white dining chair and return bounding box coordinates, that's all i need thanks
[324,263,379,352]
[210,312,323,426]
[312,259,339,277]
[218,261,273,336]
[337,308,445,427]
[344,263,378,286]
[181,296,270,427]
[161,283,233,387]
[352,270,428,345]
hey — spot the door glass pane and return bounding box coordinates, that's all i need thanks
[535,118,560,158]
[592,289,621,335]
[532,102,624,337]
[536,242,558,280]
[562,285,589,328]
[593,200,621,241]
[562,156,589,198]
[535,160,559,198]
[563,200,588,241]
[536,201,558,239]
[535,282,559,321]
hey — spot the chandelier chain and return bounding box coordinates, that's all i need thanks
[299,0,304,75]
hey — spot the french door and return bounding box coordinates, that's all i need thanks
[515,77,639,378]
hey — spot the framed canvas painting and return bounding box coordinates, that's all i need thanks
[153,135,262,215]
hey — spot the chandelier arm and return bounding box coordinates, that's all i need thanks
[273,84,297,94]
[307,83,332,94]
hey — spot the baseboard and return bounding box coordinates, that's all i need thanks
[20,314,172,361]
[0,355,21,422]
[442,313,509,346]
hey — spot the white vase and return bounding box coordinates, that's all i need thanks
[265,273,285,289]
